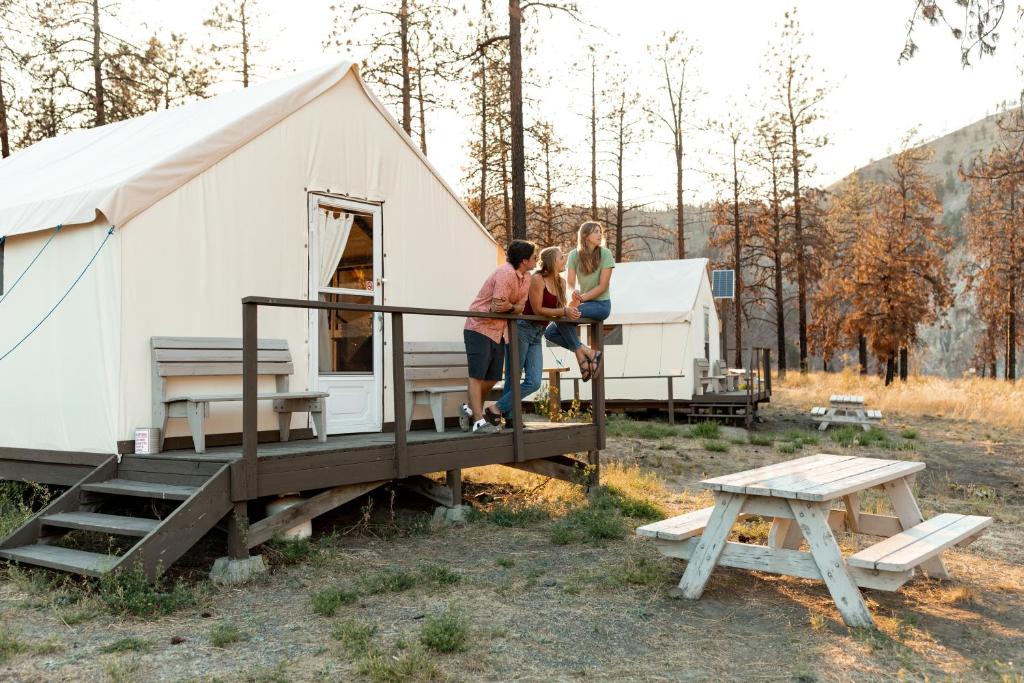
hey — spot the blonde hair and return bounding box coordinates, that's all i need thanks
[576,221,605,275]
[537,246,567,306]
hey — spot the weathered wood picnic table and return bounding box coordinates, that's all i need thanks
[811,394,882,431]
[637,453,991,628]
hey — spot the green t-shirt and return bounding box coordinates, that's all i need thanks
[567,247,615,301]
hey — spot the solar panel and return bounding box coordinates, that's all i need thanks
[712,269,735,299]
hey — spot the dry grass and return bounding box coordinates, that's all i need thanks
[775,368,1024,431]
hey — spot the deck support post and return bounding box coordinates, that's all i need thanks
[227,501,248,559]
[241,302,258,499]
[667,377,675,425]
[392,313,409,479]
[445,469,462,505]
[508,319,523,463]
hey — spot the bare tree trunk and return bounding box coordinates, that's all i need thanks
[0,62,10,158]
[416,66,427,155]
[858,333,868,375]
[1008,283,1017,381]
[399,0,411,134]
[675,131,685,258]
[990,360,997,378]
[899,347,908,382]
[614,96,624,261]
[499,116,511,243]
[885,355,895,386]
[240,0,250,87]
[478,58,487,225]
[771,176,786,378]
[731,135,742,368]
[590,57,597,220]
[92,0,105,126]
[508,0,526,239]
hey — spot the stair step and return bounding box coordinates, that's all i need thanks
[82,479,197,501]
[42,512,160,537]
[0,544,119,576]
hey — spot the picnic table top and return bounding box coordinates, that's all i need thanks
[700,453,924,502]
[829,394,865,404]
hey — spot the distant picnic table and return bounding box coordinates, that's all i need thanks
[810,394,882,431]
[637,454,991,628]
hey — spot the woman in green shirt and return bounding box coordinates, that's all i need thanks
[544,221,614,380]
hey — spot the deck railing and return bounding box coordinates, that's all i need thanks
[236,296,606,501]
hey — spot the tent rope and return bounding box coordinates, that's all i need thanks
[0,224,63,305]
[0,226,115,364]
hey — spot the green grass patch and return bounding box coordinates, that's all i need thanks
[209,619,247,648]
[484,501,551,527]
[98,566,200,619]
[606,415,683,440]
[606,552,673,588]
[311,587,358,617]
[419,609,470,653]
[702,439,729,452]
[100,637,152,654]
[266,537,314,564]
[0,630,28,664]
[594,485,664,521]
[356,567,419,595]
[416,563,461,586]
[776,442,798,454]
[688,421,721,439]
[0,482,53,539]
[495,556,515,568]
[333,618,378,656]
[358,646,440,682]
[900,428,919,440]
[748,434,773,447]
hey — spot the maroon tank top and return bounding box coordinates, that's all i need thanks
[524,284,560,324]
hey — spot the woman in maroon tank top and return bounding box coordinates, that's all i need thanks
[490,247,581,424]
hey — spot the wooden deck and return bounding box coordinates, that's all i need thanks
[149,421,599,497]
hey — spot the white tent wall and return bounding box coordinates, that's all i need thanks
[0,221,121,452]
[119,72,497,445]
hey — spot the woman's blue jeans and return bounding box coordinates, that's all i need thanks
[495,320,545,416]
[543,299,612,352]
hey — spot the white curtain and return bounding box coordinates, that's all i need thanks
[318,209,354,289]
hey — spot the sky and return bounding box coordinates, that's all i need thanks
[118,0,1023,206]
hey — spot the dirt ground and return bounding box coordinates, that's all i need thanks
[1,393,1022,682]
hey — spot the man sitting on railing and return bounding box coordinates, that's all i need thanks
[460,240,537,434]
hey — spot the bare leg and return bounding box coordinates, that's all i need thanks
[468,378,499,421]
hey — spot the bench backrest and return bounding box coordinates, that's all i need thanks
[403,342,468,383]
[693,357,710,379]
[152,337,294,378]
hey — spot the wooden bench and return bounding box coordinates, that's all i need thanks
[848,513,991,573]
[693,358,714,395]
[152,337,328,453]
[636,507,746,541]
[866,409,883,420]
[403,342,471,433]
[811,406,828,416]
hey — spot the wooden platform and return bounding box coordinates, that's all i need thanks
[0,421,598,579]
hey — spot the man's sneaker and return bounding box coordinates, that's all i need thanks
[472,420,500,434]
[458,403,474,432]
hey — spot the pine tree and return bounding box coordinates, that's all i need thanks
[205,0,264,88]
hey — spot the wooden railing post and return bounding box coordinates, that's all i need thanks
[591,321,605,450]
[391,312,408,478]
[241,301,258,499]
[508,319,523,463]
[764,347,772,396]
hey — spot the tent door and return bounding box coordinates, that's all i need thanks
[307,194,383,434]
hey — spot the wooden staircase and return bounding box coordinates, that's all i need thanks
[0,455,233,579]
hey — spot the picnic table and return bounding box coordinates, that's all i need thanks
[637,454,991,628]
[811,394,882,431]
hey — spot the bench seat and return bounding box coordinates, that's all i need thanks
[848,513,992,572]
[636,507,752,542]
[167,391,328,403]
[866,409,883,419]
[829,394,865,405]
[810,406,827,416]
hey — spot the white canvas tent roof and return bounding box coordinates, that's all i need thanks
[605,258,710,325]
[0,61,489,243]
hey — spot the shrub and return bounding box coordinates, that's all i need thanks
[266,537,313,564]
[593,485,664,521]
[100,637,152,654]
[311,587,357,617]
[0,630,27,664]
[485,502,550,527]
[358,646,440,682]
[333,619,377,656]
[776,442,798,454]
[900,428,919,440]
[419,609,469,653]
[356,567,418,595]
[688,421,721,439]
[99,567,199,619]
[702,440,729,453]
[748,434,773,447]
[417,563,461,586]
[209,620,247,648]
[606,416,681,440]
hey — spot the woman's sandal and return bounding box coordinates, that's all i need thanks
[589,351,603,378]
[580,359,592,383]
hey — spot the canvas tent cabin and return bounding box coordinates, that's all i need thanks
[0,61,500,472]
[542,258,767,418]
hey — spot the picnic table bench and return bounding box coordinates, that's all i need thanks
[811,394,882,431]
[637,454,991,628]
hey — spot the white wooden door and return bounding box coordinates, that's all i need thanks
[308,194,383,434]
